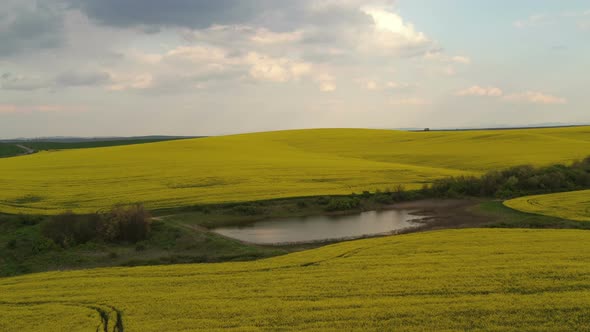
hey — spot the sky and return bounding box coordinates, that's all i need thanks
[0,0,589,138]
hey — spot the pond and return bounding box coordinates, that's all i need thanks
[212,209,426,245]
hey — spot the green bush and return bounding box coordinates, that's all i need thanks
[41,212,99,247]
[42,204,151,247]
[104,204,151,243]
[325,197,361,212]
[230,204,264,216]
[316,196,330,205]
[425,160,590,199]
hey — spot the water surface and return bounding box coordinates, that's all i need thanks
[212,209,425,244]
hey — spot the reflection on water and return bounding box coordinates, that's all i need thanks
[212,209,425,244]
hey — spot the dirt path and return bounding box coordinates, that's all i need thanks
[15,144,35,155]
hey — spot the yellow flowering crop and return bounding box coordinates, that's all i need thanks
[1,229,590,331]
[505,189,590,221]
[0,127,588,214]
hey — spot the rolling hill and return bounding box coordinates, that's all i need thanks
[0,127,589,214]
[1,228,590,331]
[505,190,590,221]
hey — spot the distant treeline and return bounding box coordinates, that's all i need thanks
[0,143,27,158]
[20,138,188,151]
[0,137,200,158]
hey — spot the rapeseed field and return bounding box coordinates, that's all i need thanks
[1,228,590,331]
[0,127,589,214]
[504,189,590,221]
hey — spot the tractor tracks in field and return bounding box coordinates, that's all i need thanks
[0,300,124,332]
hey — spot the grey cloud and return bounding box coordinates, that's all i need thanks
[0,72,50,90]
[0,1,64,56]
[66,0,372,32]
[67,0,297,30]
[56,70,111,86]
[139,69,248,95]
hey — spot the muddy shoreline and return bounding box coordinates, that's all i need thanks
[389,198,494,232]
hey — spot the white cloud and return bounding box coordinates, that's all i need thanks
[126,50,164,64]
[425,51,470,64]
[363,8,428,45]
[386,81,416,90]
[0,104,87,113]
[456,86,566,105]
[316,74,336,92]
[389,97,430,106]
[514,11,590,29]
[117,43,317,93]
[365,80,378,90]
[442,66,455,76]
[164,45,228,64]
[107,73,154,91]
[421,52,469,77]
[456,85,503,97]
[360,7,432,55]
[245,53,312,82]
[502,91,567,105]
[250,28,303,44]
[451,56,471,64]
[359,79,416,91]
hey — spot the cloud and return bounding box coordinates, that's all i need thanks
[359,79,416,91]
[365,80,379,90]
[502,91,567,105]
[514,10,590,29]
[66,0,272,29]
[451,56,471,64]
[56,70,111,86]
[70,0,434,62]
[250,28,303,44]
[514,14,548,28]
[362,7,427,44]
[456,85,503,97]
[0,105,19,113]
[421,51,469,77]
[456,86,566,105]
[2,70,111,91]
[246,53,312,82]
[66,0,373,32]
[359,7,432,55]
[0,104,87,113]
[0,73,50,91]
[0,0,64,57]
[316,74,336,92]
[389,97,430,106]
[125,45,313,89]
[386,81,415,90]
[107,73,154,91]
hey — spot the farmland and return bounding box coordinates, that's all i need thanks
[505,190,590,221]
[0,126,589,215]
[2,228,590,331]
